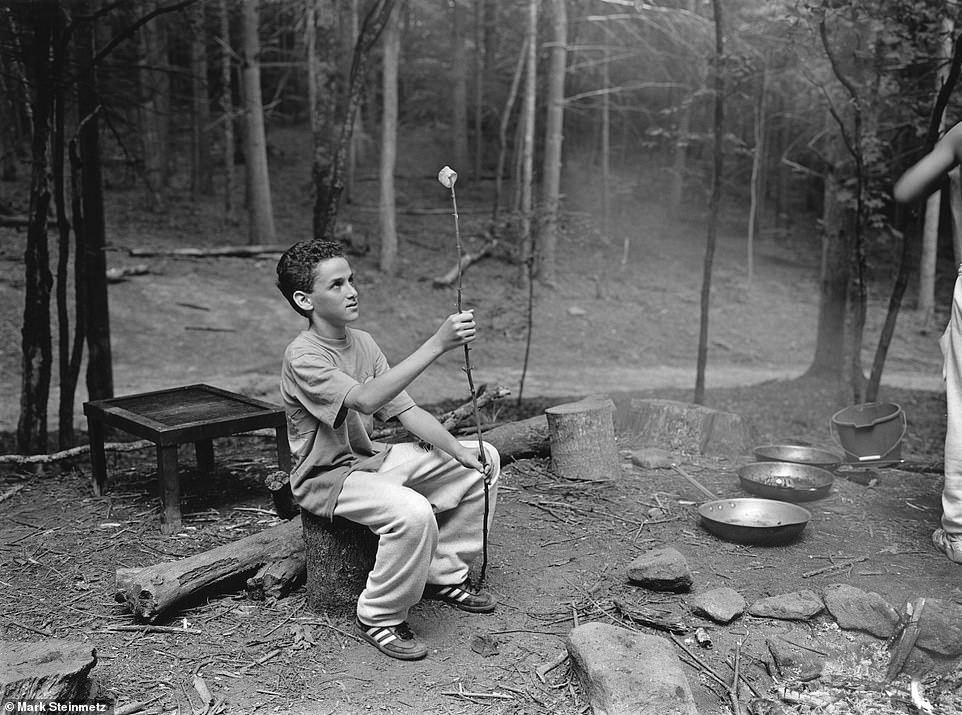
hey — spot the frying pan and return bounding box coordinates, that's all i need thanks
[752,444,842,471]
[697,498,811,545]
[737,461,834,502]
[672,464,811,545]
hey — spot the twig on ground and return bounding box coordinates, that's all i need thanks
[801,556,868,578]
[535,651,569,683]
[240,647,283,673]
[440,682,514,700]
[103,624,203,635]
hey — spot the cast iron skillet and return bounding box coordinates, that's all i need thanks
[737,461,834,502]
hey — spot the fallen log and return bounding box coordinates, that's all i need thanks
[484,414,549,463]
[432,240,498,288]
[115,415,550,620]
[440,383,511,430]
[115,515,304,621]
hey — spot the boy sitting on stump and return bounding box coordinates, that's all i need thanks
[275,240,500,660]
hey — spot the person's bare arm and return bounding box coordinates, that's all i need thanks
[343,311,475,415]
[893,123,962,204]
[397,406,488,474]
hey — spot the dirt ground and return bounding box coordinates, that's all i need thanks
[1,125,961,714]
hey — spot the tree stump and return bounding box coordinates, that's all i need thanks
[624,398,757,457]
[303,511,378,612]
[1,640,97,703]
[545,397,620,482]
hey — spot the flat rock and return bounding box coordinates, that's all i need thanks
[766,633,826,680]
[1,639,97,703]
[567,622,699,715]
[630,447,675,469]
[749,590,824,620]
[917,598,962,657]
[627,546,693,593]
[821,583,899,638]
[691,587,746,624]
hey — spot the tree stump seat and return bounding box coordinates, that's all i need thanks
[302,510,378,613]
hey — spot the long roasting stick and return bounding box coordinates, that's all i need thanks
[438,165,491,583]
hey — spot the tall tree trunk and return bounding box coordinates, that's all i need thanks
[139,0,166,212]
[538,0,565,286]
[601,45,610,238]
[806,159,850,380]
[219,0,237,223]
[451,0,469,172]
[694,0,724,405]
[18,3,56,455]
[51,7,73,445]
[518,0,537,282]
[378,1,399,274]
[189,0,213,200]
[79,2,113,405]
[473,0,484,180]
[346,0,361,205]
[307,0,337,240]
[316,0,396,239]
[241,0,276,244]
[746,62,767,288]
[492,36,526,224]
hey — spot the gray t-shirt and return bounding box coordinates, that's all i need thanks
[280,327,415,518]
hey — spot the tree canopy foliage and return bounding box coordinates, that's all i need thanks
[2,0,960,450]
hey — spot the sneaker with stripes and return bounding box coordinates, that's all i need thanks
[354,619,428,660]
[423,580,497,613]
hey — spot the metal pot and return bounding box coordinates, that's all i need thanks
[698,498,811,545]
[737,462,834,502]
[753,444,842,471]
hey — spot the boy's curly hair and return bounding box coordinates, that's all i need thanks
[276,240,346,317]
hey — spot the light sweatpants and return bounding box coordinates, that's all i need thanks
[333,440,500,626]
[941,265,962,535]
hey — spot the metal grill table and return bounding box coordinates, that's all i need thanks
[83,384,290,534]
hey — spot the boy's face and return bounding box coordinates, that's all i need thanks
[296,256,359,329]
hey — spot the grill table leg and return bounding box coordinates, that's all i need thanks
[195,439,215,475]
[88,419,108,496]
[157,444,182,535]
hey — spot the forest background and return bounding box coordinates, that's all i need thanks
[1,0,962,457]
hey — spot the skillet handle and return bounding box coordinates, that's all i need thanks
[671,464,719,501]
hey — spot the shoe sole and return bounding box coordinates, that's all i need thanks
[354,623,428,661]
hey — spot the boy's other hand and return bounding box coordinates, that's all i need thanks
[453,444,489,476]
[435,311,477,352]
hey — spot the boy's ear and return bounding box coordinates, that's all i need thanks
[292,290,313,312]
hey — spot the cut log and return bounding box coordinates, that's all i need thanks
[623,398,757,457]
[483,414,549,463]
[264,469,299,520]
[246,550,306,601]
[545,397,619,481]
[114,515,304,621]
[1,639,97,703]
[303,512,378,612]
